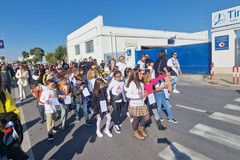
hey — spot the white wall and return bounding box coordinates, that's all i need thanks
[212,24,240,74]
[67,16,208,67]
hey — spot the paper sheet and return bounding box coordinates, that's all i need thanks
[163,89,170,99]
[49,98,60,105]
[100,100,108,113]
[64,95,72,104]
[148,93,156,105]
[82,88,90,97]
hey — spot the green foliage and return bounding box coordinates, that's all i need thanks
[46,52,58,63]
[54,45,67,60]
[22,51,29,59]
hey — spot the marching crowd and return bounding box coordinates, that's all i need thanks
[0,49,182,142]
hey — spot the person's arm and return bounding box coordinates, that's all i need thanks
[106,81,114,101]
[150,74,167,85]
[15,70,20,79]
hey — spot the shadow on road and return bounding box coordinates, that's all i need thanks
[158,138,191,160]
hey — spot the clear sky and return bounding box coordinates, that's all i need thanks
[0,0,239,62]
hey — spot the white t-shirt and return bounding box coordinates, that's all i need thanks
[126,81,145,106]
[116,62,126,77]
[137,60,145,73]
[167,58,180,75]
[40,89,59,114]
[107,79,126,103]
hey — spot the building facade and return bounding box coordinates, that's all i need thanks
[211,6,240,74]
[66,16,208,67]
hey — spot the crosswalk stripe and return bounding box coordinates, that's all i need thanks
[159,142,212,160]
[223,104,240,111]
[189,124,240,151]
[234,98,240,102]
[176,104,207,113]
[209,112,240,126]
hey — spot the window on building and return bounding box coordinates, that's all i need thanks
[75,45,80,55]
[85,40,94,53]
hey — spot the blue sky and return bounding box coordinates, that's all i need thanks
[0,0,239,61]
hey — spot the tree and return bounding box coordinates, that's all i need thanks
[54,45,67,60]
[30,47,45,61]
[22,51,29,59]
[46,52,57,63]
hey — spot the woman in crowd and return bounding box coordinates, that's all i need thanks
[15,64,29,101]
[126,69,150,140]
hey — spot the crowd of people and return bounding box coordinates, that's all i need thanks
[0,50,182,143]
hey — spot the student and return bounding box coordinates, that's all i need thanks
[30,81,47,124]
[57,77,72,130]
[154,76,178,125]
[107,71,126,134]
[92,78,113,138]
[15,64,29,101]
[40,80,59,141]
[126,69,150,140]
[143,73,167,130]
[124,68,133,121]
[72,75,92,126]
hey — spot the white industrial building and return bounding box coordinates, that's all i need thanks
[211,5,240,74]
[66,15,208,67]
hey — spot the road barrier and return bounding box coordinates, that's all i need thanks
[210,63,214,79]
[232,66,239,84]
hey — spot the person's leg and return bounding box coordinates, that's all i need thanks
[131,116,144,140]
[104,113,113,137]
[82,100,89,121]
[18,84,23,100]
[171,76,178,91]
[22,86,26,99]
[38,105,45,122]
[154,92,167,130]
[96,114,103,137]
[46,113,55,140]
[75,103,80,121]
[139,113,150,137]
[162,99,173,119]
[60,104,67,129]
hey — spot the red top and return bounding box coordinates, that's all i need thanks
[144,74,167,94]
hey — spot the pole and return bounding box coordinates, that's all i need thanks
[114,33,118,60]
[110,32,113,58]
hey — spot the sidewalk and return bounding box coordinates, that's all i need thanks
[178,74,240,88]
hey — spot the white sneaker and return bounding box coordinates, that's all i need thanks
[96,130,103,138]
[114,125,121,134]
[172,89,180,93]
[104,129,113,137]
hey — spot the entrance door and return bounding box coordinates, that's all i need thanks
[236,30,240,66]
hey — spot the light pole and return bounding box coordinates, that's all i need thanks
[2,33,7,63]
[110,32,114,58]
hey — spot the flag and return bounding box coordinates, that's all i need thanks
[0,40,4,49]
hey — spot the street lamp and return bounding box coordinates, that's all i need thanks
[110,32,114,58]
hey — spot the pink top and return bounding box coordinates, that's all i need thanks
[144,74,167,94]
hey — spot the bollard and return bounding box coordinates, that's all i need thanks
[232,66,239,84]
[210,63,214,79]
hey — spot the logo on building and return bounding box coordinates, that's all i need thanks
[214,14,226,26]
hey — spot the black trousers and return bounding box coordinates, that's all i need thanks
[112,102,122,125]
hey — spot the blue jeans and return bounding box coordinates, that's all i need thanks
[171,76,178,90]
[154,91,173,119]
[75,100,88,121]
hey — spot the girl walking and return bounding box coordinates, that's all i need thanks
[126,69,150,140]
[92,78,113,138]
[15,64,29,101]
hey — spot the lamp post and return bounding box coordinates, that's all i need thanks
[110,32,114,58]
[2,33,7,63]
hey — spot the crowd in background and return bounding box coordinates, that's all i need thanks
[0,50,182,141]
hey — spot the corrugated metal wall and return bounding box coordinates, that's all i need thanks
[135,42,211,74]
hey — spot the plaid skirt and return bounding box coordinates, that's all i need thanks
[128,105,149,117]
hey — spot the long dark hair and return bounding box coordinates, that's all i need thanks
[93,78,106,97]
[126,69,142,89]
[157,50,167,59]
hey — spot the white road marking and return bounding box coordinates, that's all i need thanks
[159,142,212,160]
[209,112,240,126]
[234,98,240,102]
[189,124,240,151]
[223,104,240,111]
[14,87,35,160]
[176,104,207,113]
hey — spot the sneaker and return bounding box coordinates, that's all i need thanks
[119,123,122,127]
[130,117,133,123]
[96,130,103,138]
[75,117,80,122]
[48,133,54,141]
[114,125,121,134]
[104,129,113,137]
[39,119,45,125]
[85,120,92,126]
[52,127,58,133]
[172,89,180,93]
[168,119,178,124]
[89,108,95,114]
[160,118,164,122]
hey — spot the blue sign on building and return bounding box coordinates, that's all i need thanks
[215,35,229,50]
[0,40,4,49]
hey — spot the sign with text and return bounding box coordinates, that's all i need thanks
[0,40,4,49]
[212,6,240,28]
[215,35,229,50]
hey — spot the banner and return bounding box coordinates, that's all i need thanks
[0,40,4,49]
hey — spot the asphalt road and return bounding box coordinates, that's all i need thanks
[12,81,240,160]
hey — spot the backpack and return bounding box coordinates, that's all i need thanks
[0,91,23,147]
